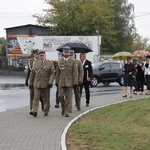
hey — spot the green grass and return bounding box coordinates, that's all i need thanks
[66,98,150,150]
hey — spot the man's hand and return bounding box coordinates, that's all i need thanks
[25,81,28,87]
[48,84,53,88]
[87,78,91,81]
[29,85,33,89]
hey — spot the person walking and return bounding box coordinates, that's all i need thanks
[25,49,44,113]
[56,46,78,117]
[123,57,136,98]
[133,57,145,95]
[55,52,63,108]
[144,55,150,95]
[80,53,93,107]
[69,50,84,111]
[29,50,55,117]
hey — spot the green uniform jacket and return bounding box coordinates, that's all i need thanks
[56,57,78,87]
[75,59,84,84]
[29,59,55,88]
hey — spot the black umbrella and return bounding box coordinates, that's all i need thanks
[56,42,93,53]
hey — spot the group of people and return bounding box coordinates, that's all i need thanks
[122,55,150,98]
[25,46,93,117]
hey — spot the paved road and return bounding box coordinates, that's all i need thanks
[0,76,123,112]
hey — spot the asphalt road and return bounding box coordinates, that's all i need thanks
[0,82,123,112]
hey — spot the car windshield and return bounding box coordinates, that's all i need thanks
[92,62,103,69]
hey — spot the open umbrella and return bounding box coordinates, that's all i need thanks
[133,50,149,57]
[112,51,134,60]
[56,42,93,53]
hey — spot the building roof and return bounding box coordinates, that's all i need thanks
[4,24,48,30]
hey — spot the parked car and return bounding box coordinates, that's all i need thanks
[91,61,124,87]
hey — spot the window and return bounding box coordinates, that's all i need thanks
[111,63,120,69]
[101,63,110,69]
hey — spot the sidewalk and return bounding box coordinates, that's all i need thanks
[0,76,149,150]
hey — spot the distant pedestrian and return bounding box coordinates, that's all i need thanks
[80,53,93,107]
[144,55,150,95]
[25,49,44,113]
[133,57,145,95]
[56,46,78,117]
[69,50,84,111]
[29,50,55,117]
[122,57,136,98]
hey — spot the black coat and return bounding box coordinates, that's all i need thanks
[83,60,93,83]
[123,63,136,86]
[135,63,145,82]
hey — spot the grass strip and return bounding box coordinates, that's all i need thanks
[66,98,150,150]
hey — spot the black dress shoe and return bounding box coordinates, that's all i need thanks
[29,112,33,115]
[86,103,89,107]
[55,104,59,108]
[65,114,70,117]
[77,108,81,111]
[122,95,127,97]
[32,112,37,117]
[61,110,65,116]
[44,113,48,116]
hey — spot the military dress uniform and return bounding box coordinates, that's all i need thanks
[56,57,78,117]
[73,59,84,111]
[29,58,55,116]
[25,57,44,111]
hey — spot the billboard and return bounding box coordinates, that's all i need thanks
[7,35,101,62]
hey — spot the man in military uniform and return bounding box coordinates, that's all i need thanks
[25,49,44,113]
[56,46,78,117]
[29,50,55,117]
[69,50,84,111]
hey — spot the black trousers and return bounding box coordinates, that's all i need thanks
[55,86,59,105]
[80,82,90,104]
[145,75,150,90]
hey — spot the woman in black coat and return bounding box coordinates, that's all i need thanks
[133,57,145,95]
[123,57,136,98]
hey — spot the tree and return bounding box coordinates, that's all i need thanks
[0,38,8,67]
[110,0,136,53]
[33,0,135,54]
[131,34,150,51]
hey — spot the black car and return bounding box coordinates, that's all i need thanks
[91,61,124,87]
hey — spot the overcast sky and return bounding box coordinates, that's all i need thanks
[0,0,150,39]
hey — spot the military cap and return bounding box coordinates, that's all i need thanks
[63,46,71,53]
[69,50,75,56]
[33,49,39,54]
[38,50,45,56]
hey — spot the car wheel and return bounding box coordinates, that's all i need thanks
[119,76,124,86]
[102,82,110,85]
[91,77,98,87]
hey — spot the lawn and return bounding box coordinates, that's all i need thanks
[66,98,150,150]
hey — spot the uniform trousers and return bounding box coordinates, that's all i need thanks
[32,87,50,113]
[73,85,81,109]
[30,87,44,111]
[58,86,72,115]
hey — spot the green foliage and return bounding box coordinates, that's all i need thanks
[34,0,135,54]
[0,38,8,67]
[131,34,150,51]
